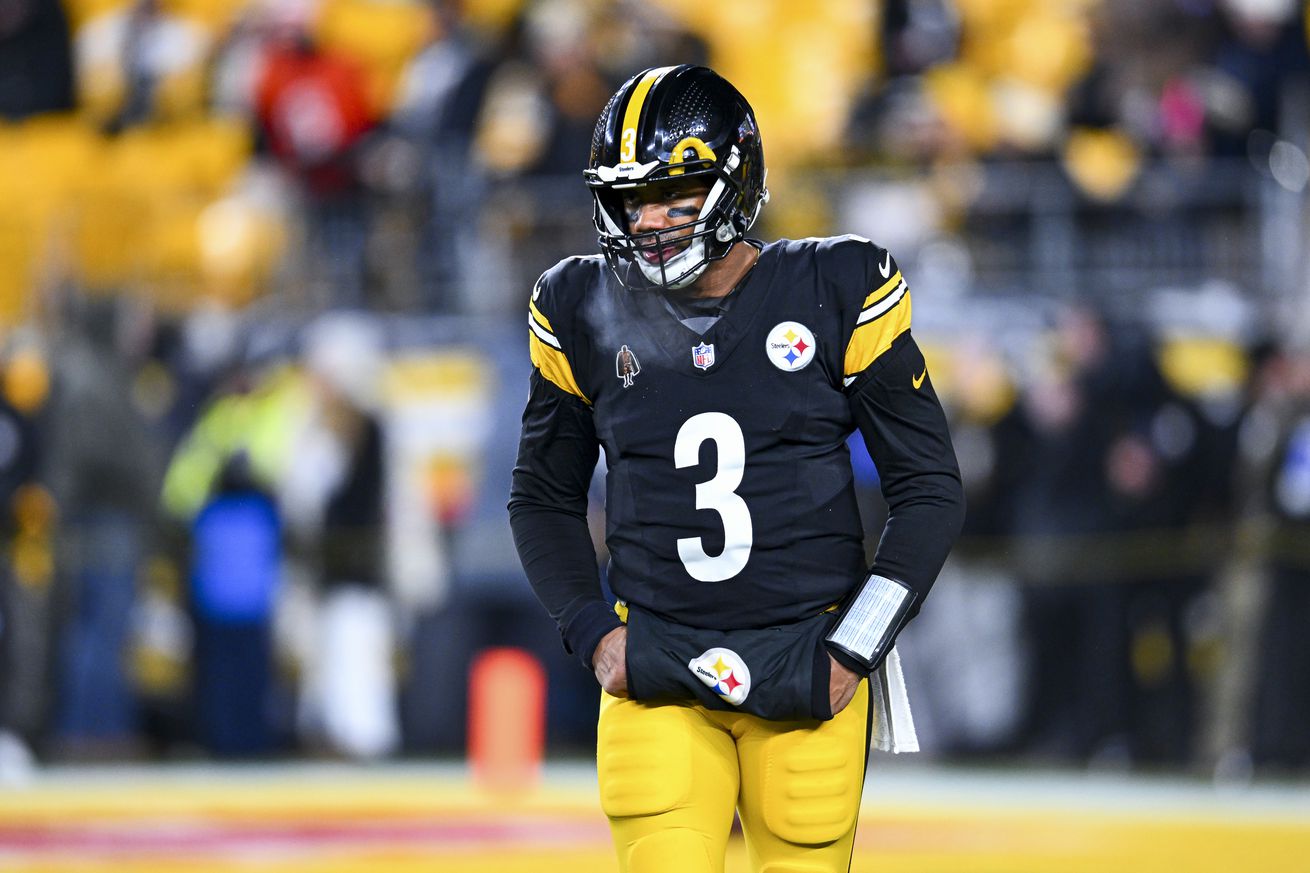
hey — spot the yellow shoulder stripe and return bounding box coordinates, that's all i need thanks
[862,271,903,310]
[529,331,590,403]
[529,300,554,334]
[844,291,912,377]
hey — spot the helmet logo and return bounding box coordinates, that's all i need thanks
[669,137,716,175]
[616,344,641,388]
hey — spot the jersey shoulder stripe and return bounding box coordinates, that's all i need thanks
[812,237,910,378]
[844,290,912,379]
[529,330,588,401]
[526,257,600,404]
[528,301,560,348]
[861,270,905,313]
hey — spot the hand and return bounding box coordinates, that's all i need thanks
[828,655,860,715]
[592,626,629,698]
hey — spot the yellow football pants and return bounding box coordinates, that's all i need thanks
[597,681,872,873]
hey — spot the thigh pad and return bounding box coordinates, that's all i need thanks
[598,699,696,818]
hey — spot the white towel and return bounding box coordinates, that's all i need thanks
[870,646,918,753]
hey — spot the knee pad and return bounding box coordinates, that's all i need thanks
[626,828,716,873]
[758,728,863,845]
[598,702,694,818]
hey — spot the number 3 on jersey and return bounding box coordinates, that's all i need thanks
[674,412,753,581]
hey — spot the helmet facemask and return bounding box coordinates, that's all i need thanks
[590,146,760,292]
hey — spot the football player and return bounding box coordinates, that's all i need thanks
[509,65,964,873]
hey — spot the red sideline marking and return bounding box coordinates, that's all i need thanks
[0,817,612,858]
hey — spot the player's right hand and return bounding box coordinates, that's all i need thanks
[592,626,629,697]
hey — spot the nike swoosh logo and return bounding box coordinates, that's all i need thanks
[912,368,927,389]
[879,252,891,278]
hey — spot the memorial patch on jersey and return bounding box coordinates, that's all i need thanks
[844,267,912,383]
[615,344,641,388]
[766,321,817,372]
[692,342,716,370]
[688,647,752,705]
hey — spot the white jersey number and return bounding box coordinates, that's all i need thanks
[674,412,753,581]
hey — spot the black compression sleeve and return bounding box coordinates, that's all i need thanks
[846,332,965,615]
[508,371,621,668]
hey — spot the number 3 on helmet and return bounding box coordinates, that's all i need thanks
[585,65,769,291]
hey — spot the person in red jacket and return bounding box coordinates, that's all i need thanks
[252,12,376,304]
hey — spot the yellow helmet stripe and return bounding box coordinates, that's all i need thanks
[619,66,677,163]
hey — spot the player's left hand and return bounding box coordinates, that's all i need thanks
[593,626,629,698]
[828,655,860,715]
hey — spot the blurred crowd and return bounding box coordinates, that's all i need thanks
[0,0,1308,780]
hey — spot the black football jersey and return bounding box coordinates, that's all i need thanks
[524,236,914,631]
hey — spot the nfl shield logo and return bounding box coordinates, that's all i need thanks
[692,342,716,370]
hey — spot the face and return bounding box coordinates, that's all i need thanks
[621,178,711,265]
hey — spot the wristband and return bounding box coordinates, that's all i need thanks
[824,573,917,674]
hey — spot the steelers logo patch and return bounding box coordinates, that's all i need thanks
[688,647,752,706]
[766,321,816,372]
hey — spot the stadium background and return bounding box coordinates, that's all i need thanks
[0,0,1309,869]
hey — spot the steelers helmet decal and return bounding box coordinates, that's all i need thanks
[585,65,768,291]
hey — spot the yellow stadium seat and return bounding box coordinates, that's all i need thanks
[316,0,433,116]
[63,0,127,33]
[182,119,254,195]
[1158,337,1250,400]
[924,63,1001,153]
[161,0,251,33]
[1063,127,1142,202]
[0,116,104,322]
[649,0,876,169]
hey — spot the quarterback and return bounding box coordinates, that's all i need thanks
[509,65,964,872]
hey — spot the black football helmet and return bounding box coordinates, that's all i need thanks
[585,65,768,291]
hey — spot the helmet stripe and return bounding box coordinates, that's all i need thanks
[619,66,677,163]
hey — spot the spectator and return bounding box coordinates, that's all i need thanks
[0,0,74,120]
[0,342,54,767]
[291,314,398,759]
[189,454,282,757]
[1248,346,1310,772]
[252,5,377,306]
[389,0,497,311]
[46,298,163,757]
